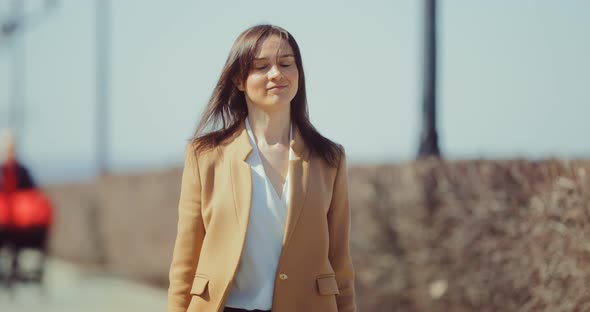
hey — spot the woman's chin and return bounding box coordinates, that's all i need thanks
[258,99,291,111]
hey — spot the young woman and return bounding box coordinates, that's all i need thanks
[167,24,356,312]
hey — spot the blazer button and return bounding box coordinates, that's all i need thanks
[279,273,288,280]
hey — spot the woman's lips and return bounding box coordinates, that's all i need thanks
[267,85,287,91]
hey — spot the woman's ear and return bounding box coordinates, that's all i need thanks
[233,77,245,91]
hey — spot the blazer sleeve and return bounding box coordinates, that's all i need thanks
[167,146,206,312]
[327,148,357,312]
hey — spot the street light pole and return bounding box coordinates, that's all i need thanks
[1,0,58,153]
[95,0,110,175]
[418,0,441,158]
[8,0,25,154]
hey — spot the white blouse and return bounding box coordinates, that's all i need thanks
[225,118,294,310]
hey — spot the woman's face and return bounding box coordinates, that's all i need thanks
[237,35,299,113]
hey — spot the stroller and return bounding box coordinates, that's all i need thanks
[0,189,53,289]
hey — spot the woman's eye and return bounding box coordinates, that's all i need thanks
[254,65,268,70]
[280,63,293,67]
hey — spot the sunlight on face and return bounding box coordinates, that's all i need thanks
[238,35,299,113]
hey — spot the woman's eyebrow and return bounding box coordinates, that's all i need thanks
[254,54,295,60]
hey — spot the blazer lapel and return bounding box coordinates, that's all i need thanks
[282,128,310,247]
[229,122,253,234]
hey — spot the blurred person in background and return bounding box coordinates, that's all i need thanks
[167,25,356,312]
[0,129,52,287]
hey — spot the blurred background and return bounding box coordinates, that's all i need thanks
[0,0,589,311]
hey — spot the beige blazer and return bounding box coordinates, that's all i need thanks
[167,121,356,312]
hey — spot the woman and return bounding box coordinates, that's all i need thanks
[167,24,356,312]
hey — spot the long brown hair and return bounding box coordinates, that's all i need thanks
[191,24,342,167]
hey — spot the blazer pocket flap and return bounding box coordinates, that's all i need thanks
[190,275,209,295]
[316,275,340,296]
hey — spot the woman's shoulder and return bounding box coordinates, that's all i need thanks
[306,131,345,169]
[184,131,242,167]
[184,141,223,166]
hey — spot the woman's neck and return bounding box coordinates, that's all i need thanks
[246,107,290,146]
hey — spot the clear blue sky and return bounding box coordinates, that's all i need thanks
[0,0,589,183]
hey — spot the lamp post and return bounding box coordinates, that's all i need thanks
[0,0,58,154]
[418,0,441,158]
[95,0,111,175]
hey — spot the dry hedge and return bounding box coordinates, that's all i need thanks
[45,158,590,311]
[349,158,590,311]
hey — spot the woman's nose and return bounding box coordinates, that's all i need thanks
[268,65,282,79]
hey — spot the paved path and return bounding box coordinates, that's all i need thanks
[0,254,167,312]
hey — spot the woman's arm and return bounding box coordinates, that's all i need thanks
[327,148,357,312]
[167,146,206,312]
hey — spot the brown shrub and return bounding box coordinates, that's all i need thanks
[351,158,590,311]
[45,159,590,311]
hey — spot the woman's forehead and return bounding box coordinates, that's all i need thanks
[255,35,294,58]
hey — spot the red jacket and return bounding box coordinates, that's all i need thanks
[0,161,52,228]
